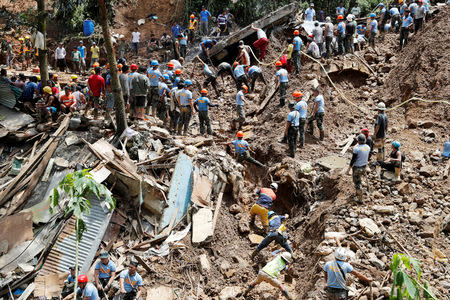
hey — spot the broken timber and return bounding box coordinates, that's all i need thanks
[208,2,299,61]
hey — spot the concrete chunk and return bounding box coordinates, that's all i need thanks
[317,156,348,171]
[198,254,211,274]
[248,234,264,245]
[359,218,381,237]
[192,208,214,245]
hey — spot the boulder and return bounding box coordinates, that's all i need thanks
[238,218,250,234]
[369,257,386,269]
[198,254,211,274]
[229,204,243,214]
[406,211,422,225]
[359,218,381,237]
[419,166,435,177]
[373,205,396,214]
[248,234,264,245]
[397,182,410,195]
[192,208,214,245]
[219,286,243,300]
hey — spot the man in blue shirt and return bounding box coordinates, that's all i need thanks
[390,6,401,32]
[304,3,316,21]
[275,61,289,107]
[193,89,218,135]
[199,39,217,63]
[78,41,86,73]
[336,3,346,17]
[94,252,117,298]
[195,56,220,97]
[177,79,194,135]
[368,13,378,47]
[293,91,307,148]
[233,85,247,130]
[222,131,264,167]
[22,76,40,113]
[336,15,346,54]
[171,22,182,40]
[324,248,372,299]
[120,261,143,300]
[61,266,76,298]
[400,9,414,49]
[378,3,388,38]
[284,101,300,158]
[247,65,267,93]
[147,60,163,117]
[200,6,211,36]
[233,62,250,91]
[63,274,98,300]
[175,34,187,59]
[307,88,325,141]
[347,134,371,202]
[292,29,302,74]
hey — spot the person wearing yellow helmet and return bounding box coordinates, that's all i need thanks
[36,86,57,122]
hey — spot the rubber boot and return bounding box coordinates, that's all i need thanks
[93,108,98,119]
[250,249,259,260]
[395,167,401,182]
[356,189,363,203]
[282,289,293,300]
[319,130,324,141]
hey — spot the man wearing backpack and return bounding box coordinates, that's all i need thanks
[324,248,372,300]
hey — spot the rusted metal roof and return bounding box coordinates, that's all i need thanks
[0,82,16,109]
[40,198,113,275]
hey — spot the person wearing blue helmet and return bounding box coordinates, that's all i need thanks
[177,79,194,135]
[157,74,172,121]
[377,3,388,40]
[147,60,162,117]
[377,140,405,181]
[368,13,378,47]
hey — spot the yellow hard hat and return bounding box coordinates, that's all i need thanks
[36,75,41,80]
[19,37,24,41]
[43,86,52,94]
[25,36,30,39]
[71,75,78,80]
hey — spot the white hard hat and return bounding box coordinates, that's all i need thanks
[270,182,278,190]
[334,247,348,261]
[347,15,353,21]
[376,102,386,110]
[280,252,292,264]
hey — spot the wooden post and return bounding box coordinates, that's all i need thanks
[36,0,49,84]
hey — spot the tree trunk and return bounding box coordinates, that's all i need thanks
[98,0,127,136]
[36,0,49,84]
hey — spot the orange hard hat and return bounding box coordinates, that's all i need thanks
[168,62,174,68]
[117,63,123,68]
[245,66,249,72]
[175,69,182,75]
[106,63,110,69]
[130,64,138,70]
[293,91,303,98]
[293,30,300,35]
[236,131,244,138]
[275,61,282,67]
[337,15,344,20]
[201,89,208,95]
[190,14,195,19]
[233,62,239,67]
[93,62,100,67]
[241,85,248,93]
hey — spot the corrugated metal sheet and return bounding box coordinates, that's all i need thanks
[40,198,113,275]
[159,153,193,230]
[0,82,16,109]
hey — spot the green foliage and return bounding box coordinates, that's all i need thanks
[389,253,438,300]
[49,169,115,241]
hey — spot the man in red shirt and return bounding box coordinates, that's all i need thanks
[86,66,105,118]
[59,86,78,113]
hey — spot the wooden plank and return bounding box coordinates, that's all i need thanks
[212,185,226,234]
[340,135,355,155]
[134,255,152,274]
[41,158,55,182]
[256,86,278,115]
[17,283,34,300]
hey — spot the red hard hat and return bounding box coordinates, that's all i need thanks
[236,131,244,138]
[241,85,248,93]
[233,62,239,67]
[175,69,182,75]
[337,15,344,20]
[130,64,138,70]
[117,63,123,69]
[275,61,282,67]
[78,274,88,283]
[361,128,370,136]
[293,30,300,35]
[190,14,195,19]
[106,63,110,69]
[168,62,174,68]
[293,91,303,98]
[201,89,208,95]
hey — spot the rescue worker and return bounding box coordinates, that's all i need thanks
[59,86,78,113]
[169,82,183,134]
[376,141,404,181]
[360,128,374,157]
[233,62,250,91]
[307,88,325,141]
[378,3,387,40]
[368,13,378,48]
[283,101,300,158]
[95,251,117,298]
[193,89,218,135]
[87,66,105,119]
[119,65,130,112]
[131,66,150,120]
[345,15,356,53]
[175,34,187,59]
[373,102,388,161]
[292,30,302,74]
[324,248,372,300]
[199,39,217,64]
[347,134,370,202]
[247,65,267,93]
[243,252,294,300]
[128,64,138,117]
[399,9,413,50]
[61,266,76,298]
[157,74,172,121]
[294,92,307,147]
[390,6,401,32]
[222,131,265,167]
[336,15,346,55]
[188,14,198,43]
[216,61,236,85]
[233,85,247,130]
[147,60,163,116]
[275,61,289,107]
[251,24,268,60]
[177,79,194,135]
[324,17,334,58]
[62,274,98,300]
[172,69,183,88]
[250,183,278,232]
[38,86,57,122]
[236,44,251,67]
[251,211,293,259]
[119,261,143,300]
[217,10,228,36]
[164,62,175,79]
[196,56,220,96]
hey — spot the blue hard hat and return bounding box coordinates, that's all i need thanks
[184,79,192,86]
[392,141,401,149]
[378,3,384,6]
[151,60,159,66]
[370,13,376,17]
[443,141,450,157]
[268,211,276,218]
[212,39,217,44]
[163,74,170,80]
[357,25,362,29]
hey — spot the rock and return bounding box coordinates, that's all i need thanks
[373,205,396,214]
[316,155,348,171]
[146,286,175,300]
[407,119,418,128]
[397,182,410,195]
[299,162,313,174]
[380,65,391,73]
[248,234,264,245]
[0,240,8,256]
[219,286,243,300]
[150,126,170,137]
[419,166,435,177]
[406,211,422,225]
[184,145,198,156]
[198,254,211,274]
[65,135,81,146]
[364,53,377,63]
[369,257,386,269]
[422,129,436,138]
[220,260,232,274]
[238,218,250,234]
[443,215,450,232]
[359,218,381,237]
[410,150,424,161]
[192,208,214,245]
[324,232,347,241]
[306,78,319,90]
[418,121,434,128]
[231,255,248,268]
[54,157,69,168]
[229,204,243,214]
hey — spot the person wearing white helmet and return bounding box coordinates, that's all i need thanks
[374,102,388,161]
[324,248,372,300]
[250,183,278,233]
[345,15,356,54]
[243,251,294,299]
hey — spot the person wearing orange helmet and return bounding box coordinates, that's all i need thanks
[221,131,264,168]
[164,61,175,79]
[193,88,218,135]
[128,64,138,116]
[233,62,250,91]
[336,15,346,54]
[283,101,300,158]
[188,13,198,43]
[233,85,248,130]
[62,274,99,300]
[292,29,302,74]
[275,61,289,107]
[293,91,307,147]
[173,68,183,88]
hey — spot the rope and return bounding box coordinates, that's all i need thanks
[248,46,287,66]
[385,97,450,111]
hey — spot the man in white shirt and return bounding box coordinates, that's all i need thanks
[55,42,66,72]
[306,38,320,59]
[251,24,268,60]
[131,27,141,56]
[304,3,316,21]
